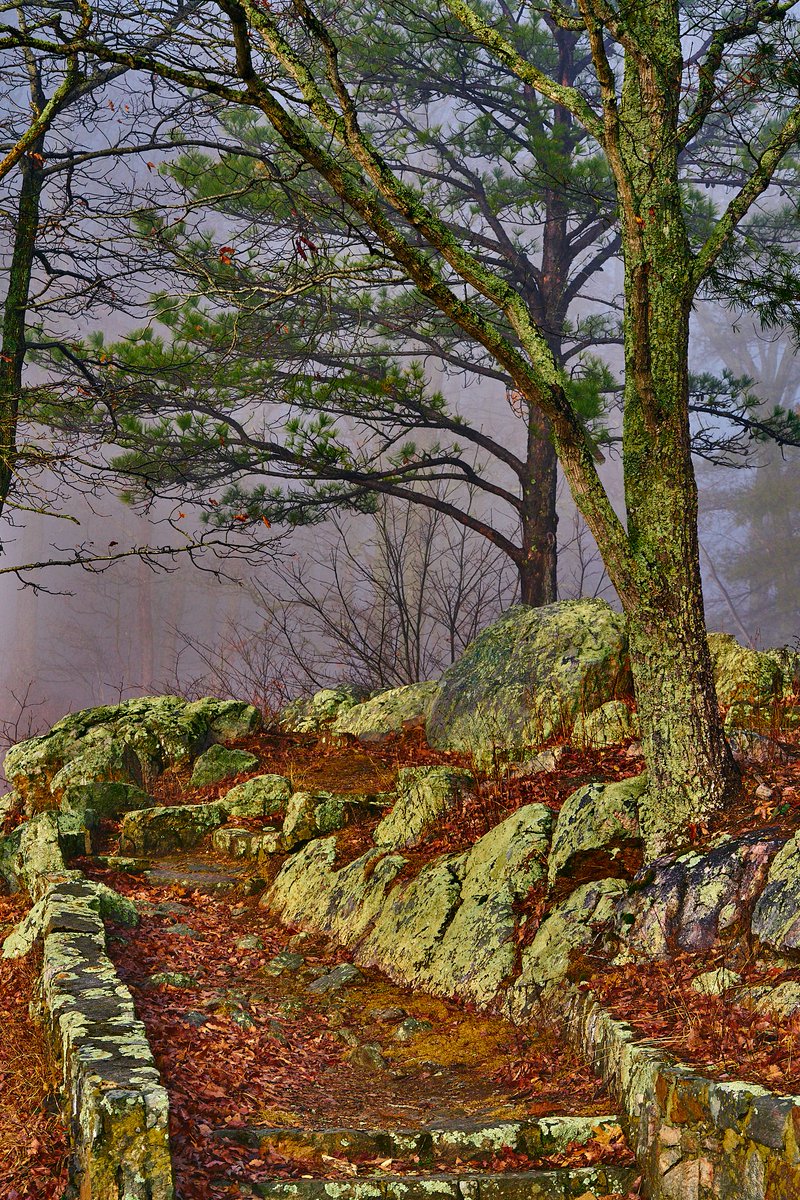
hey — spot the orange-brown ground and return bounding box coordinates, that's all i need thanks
[0,894,69,1199]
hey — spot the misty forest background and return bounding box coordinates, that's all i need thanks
[0,22,798,740]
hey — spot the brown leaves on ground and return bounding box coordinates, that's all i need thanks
[588,950,800,1092]
[0,894,70,1199]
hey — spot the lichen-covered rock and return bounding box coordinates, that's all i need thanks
[4,694,252,815]
[332,682,441,742]
[708,633,787,727]
[373,766,475,850]
[572,700,638,748]
[357,854,467,988]
[751,831,800,952]
[507,879,627,1014]
[615,831,783,958]
[16,811,71,899]
[119,801,226,855]
[691,967,742,996]
[222,773,292,817]
[752,980,800,1018]
[427,600,632,766]
[60,780,152,824]
[282,791,348,848]
[265,838,407,946]
[189,744,258,788]
[185,697,262,742]
[429,804,552,1004]
[279,685,369,733]
[547,774,646,888]
[0,825,23,891]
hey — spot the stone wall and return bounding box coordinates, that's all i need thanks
[2,809,173,1199]
[560,985,800,1200]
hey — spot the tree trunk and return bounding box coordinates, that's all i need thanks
[0,147,43,527]
[518,414,558,606]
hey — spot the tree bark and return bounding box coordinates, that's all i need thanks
[518,413,558,606]
[0,145,43,527]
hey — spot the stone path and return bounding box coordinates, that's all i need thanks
[85,848,640,1199]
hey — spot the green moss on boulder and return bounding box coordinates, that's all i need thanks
[221,774,291,817]
[280,685,369,733]
[332,682,441,742]
[708,633,787,727]
[572,700,638,748]
[189,744,258,788]
[281,791,348,848]
[427,600,631,766]
[4,694,259,815]
[120,801,227,855]
[547,774,646,888]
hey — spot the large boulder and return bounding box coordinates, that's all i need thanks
[332,682,441,742]
[373,766,475,850]
[279,685,369,733]
[547,774,646,889]
[5,695,261,814]
[613,831,783,958]
[361,805,553,1003]
[264,838,408,945]
[427,600,632,766]
[427,803,552,1004]
[751,832,800,953]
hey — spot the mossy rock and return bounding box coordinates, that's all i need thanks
[751,831,800,953]
[279,684,370,733]
[705,633,786,724]
[428,804,552,1005]
[185,697,262,743]
[4,694,257,814]
[332,682,441,742]
[60,780,153,824]
[547,774,646,888]
[281,791,348,848]
[221,773,292,818]
[572,700,638,748]
[427,600,632,767]
[189,744,259,788]
[507,878,627,1013]
[373,766,475,850]
[120,801,227,855]
[265,838,407,946]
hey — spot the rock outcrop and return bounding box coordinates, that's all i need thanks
[373,766,474,850]
[4,696,261,815]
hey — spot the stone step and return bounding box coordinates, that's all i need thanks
[212,826,283,859]
[216,1115,623,1164]
[229,1165,639,1199]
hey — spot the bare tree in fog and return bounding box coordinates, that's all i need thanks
[0,7,279,584]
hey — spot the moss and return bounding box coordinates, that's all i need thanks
[189,744,259,788]
[333,682,441,741]
[427,600,631,766]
